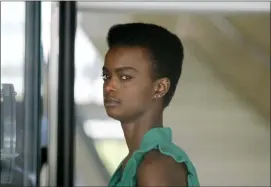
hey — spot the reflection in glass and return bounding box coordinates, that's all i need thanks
[1,2,25,101]
[1,2,27,186]
[0,84,18,184]
[1,2,44,186]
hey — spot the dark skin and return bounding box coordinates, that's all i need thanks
[103,46,188,186]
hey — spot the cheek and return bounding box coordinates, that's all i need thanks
[122,84,153,104]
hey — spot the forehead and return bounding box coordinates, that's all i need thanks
[104,46,152,72]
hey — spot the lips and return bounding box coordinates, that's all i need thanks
[104,97,120,107]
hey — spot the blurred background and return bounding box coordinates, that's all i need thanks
[1,2,270,186]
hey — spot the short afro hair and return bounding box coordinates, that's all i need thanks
[107,22,184,107]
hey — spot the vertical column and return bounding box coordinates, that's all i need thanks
[23,1,42,186]
[47,2,59,187]
[57,2,77,187]
[47,2,77,187]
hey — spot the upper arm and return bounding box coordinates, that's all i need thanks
[137,152,188,187]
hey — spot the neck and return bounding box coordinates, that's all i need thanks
[121,109,164,154]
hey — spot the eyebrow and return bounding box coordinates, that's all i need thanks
[102,66,138,73]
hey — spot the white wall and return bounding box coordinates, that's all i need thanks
[165,50,270,186]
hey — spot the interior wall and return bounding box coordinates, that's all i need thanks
[165,50,270,186]
[76,11,270,186]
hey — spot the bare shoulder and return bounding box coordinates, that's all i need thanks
[137,150,188,187]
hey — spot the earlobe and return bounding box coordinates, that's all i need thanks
[154,94,161,98]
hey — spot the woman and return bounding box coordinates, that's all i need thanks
[103,23,200,187]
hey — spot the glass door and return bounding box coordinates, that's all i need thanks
[1,2,42,187]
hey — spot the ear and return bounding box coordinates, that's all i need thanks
[153,77,170,99]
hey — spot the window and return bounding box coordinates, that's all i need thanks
[1,2,43,186]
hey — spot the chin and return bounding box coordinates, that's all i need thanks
[105,107,123,121]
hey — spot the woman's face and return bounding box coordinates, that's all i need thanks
[103,46,156,122]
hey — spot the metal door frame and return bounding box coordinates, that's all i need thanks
[47,2,77,187]
[24,2,42,186]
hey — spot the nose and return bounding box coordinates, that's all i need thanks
[103,77,117,93]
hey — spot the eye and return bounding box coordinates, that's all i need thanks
[102,73,110,81]
[120,75,132,80]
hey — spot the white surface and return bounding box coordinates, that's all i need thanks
[164,52,270,186]
[78,2,270,13]
[84,119,123,139]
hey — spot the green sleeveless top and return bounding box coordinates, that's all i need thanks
[108,127,200,187]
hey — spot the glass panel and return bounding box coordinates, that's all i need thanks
[40,1,51,153]
[1,3,26,186]
[39,3,51,186]
[1,2,43,186]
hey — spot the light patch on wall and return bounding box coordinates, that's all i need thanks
[83,119,124,139]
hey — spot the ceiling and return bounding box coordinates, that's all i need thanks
[77,7,270,120]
